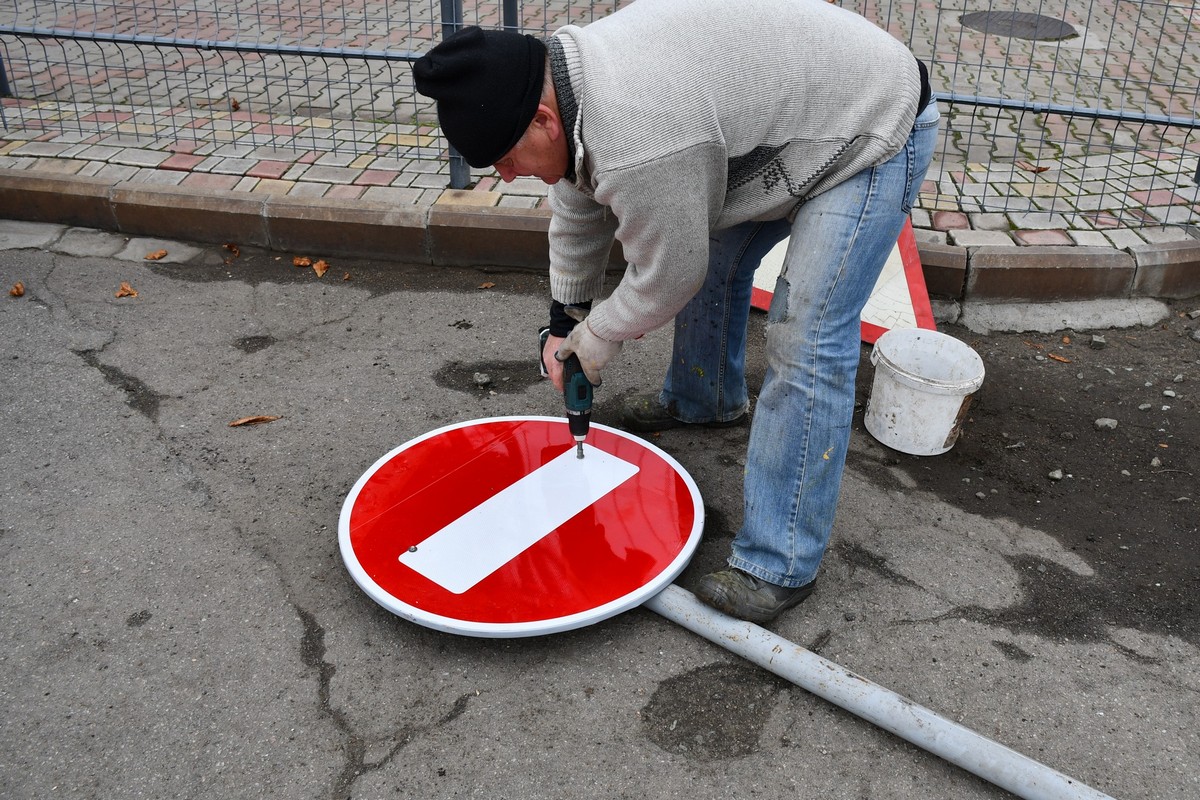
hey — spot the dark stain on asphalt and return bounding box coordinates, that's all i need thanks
[641,662,788,760]
[701,505,734,540]
[954,555,1174,644]
[835,540,924,592]
[849,310,1199,646]
[234,334,276,354]
[75,349,166,421]
[126,610,153,628]
[432,360,542,394]
[992,640,1034,663]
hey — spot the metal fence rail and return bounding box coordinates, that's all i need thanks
[1,0,1197,229]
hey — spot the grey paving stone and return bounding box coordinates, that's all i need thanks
[361,186,426,205]
[208,157,260,176]
[1007,211,1071,229]
[111,149,171,168]
[1103,229,1147,249]
[969,212,1011,231]
[0,220,68,250]
[949,229,1016,247]
[911,227,947,245]
[75,145,125,162]
[1068,230,1111,247]
[112,237,204,263]
[411,172,450,189]
[1138,226,1198,243]
[498,195,541,210]
[282,165,311,181]
[13,142,74,157]
[93,163,141,182]
[1143,206,1200,225]
[53,227,128,258]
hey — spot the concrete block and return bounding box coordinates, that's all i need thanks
[966,246,1134,301]
[264,196,428,262]
[0,170,118,230]
[427,205,553,268]
[915,240,967,299]
[110,186,269,247]
[1128,240,1200,299]
[0,220,67,250]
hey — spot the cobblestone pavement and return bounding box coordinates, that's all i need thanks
[0,0,1197,249]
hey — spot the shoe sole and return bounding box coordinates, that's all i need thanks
[695,580,815,625]
[619,414,747,434]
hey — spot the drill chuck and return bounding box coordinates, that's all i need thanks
[561,353,593,456]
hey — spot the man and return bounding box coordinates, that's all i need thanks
[413,0,939,624]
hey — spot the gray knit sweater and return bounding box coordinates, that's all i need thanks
[546,0,924,343]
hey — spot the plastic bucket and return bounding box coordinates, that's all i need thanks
[865,329,985,456]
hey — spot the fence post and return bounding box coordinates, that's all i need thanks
[503,0,520,32]
[0,52,11,98]
[439,0,472,189]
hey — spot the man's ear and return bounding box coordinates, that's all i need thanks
[532,103,563,142]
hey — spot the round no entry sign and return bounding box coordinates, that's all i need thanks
[339,416,703,637]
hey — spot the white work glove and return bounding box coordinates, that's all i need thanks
[555,319,622,386]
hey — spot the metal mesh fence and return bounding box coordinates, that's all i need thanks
[1,0,1197,227]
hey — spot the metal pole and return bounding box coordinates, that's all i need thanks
[643,585,1116,800]
[439,0,471,189]
[503,0,520,32]
[0,51,11,98]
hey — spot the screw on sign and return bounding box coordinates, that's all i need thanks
[339,417,703,637]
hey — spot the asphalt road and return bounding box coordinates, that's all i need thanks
[1,221,1196,800]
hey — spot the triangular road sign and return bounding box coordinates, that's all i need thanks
[750,219,935,344]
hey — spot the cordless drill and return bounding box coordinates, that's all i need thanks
[560,353,593,459]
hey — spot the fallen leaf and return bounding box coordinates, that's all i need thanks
[1061,336,1071,345]
[9,282,23,297]
[115,281,138,298]
[293,255,313,267]
[144,249,168,261]
[1023,340,1044,350]
[478,282,496,289]
[1048,353,1072,363]
[230,98,241,111]
[342,272,352,281]
[312,260,329,278]
[223,243,241,258]
[1016,160,1050,174]
[229,415,280,427]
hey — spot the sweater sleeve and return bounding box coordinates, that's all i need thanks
[579,143,726,343]
[547,181,618,306]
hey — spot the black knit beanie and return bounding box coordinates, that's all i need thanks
[412,26,548,168]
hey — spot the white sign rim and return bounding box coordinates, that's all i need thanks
[338,415,704,638]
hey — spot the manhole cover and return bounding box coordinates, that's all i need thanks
[960,11,1077,41]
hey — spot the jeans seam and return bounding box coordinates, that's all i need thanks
[779,164,879,576]
[716,222,768,416]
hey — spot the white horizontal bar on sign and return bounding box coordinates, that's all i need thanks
[399,444,639,594]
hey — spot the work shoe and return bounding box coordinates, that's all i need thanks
[619,392,746,433]
[695,568,816,624]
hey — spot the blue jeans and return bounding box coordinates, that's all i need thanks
[661,103,940,588]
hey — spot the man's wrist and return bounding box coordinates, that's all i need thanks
[548,299,592,337]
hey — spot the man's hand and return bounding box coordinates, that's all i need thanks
[542,332,567,391]
[555,320,622,386]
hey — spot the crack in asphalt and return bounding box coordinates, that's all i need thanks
[296,605,474,799]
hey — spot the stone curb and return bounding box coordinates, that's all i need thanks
[1,168,1198,303]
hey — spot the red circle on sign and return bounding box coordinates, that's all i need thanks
[339,417,702,637]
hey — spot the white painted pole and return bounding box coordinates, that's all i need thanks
[642,584,1115,800]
